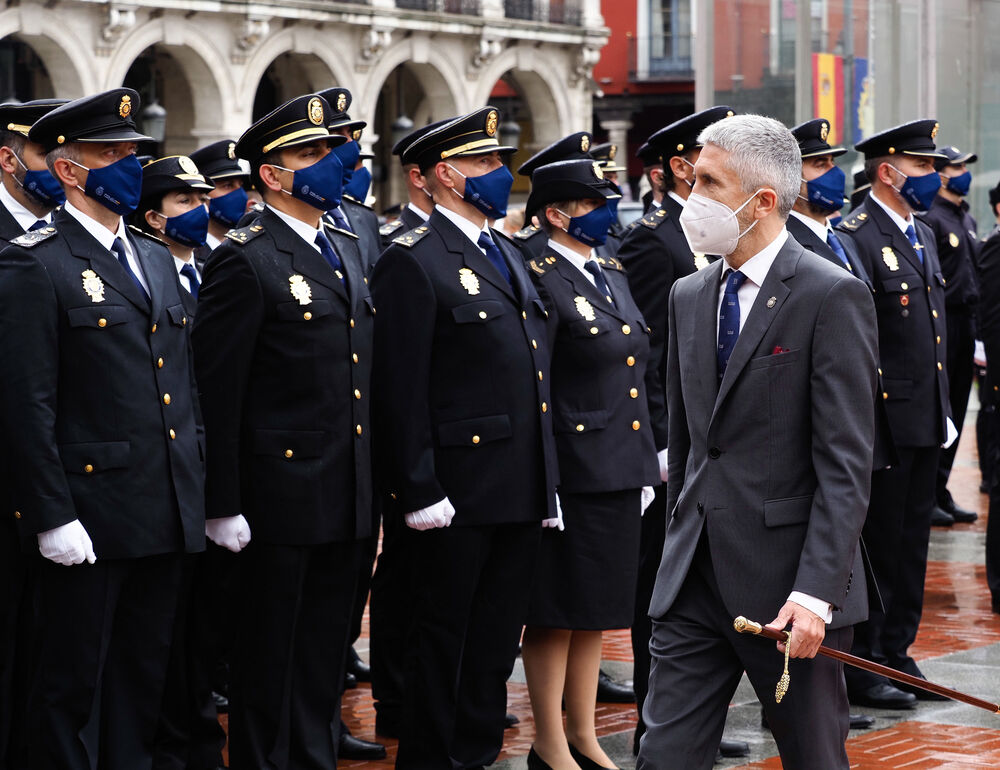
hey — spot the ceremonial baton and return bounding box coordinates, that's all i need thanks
[733,616,1000,714]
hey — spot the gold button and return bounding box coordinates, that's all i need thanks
[364,277,369,284]
[632,420,641,430]
[541,402,547,413]
[932,309,939,318]
[537,371,543,381]
[622,324,631,335]
[626,356,636,367]
[163,393,171,405]
[590,327,599,335]
[352,353,359,363]
[522,311,527,320]
[544,310,549,318]
[901,282,909,291]
[303,312,313,320]
[877,368,882,376]
[938,362,943,371]
[472,435,481,444]
[629,388,638,398]
[531,339,538,349]
[350,318,355,328]
[937,336,941,344]
[13,511,20,519]
[84,464,94,473]
[182,317,187,326]
[883,392,888,400]
[354,389,361,400]
[576,424,585,432]
[169,428,176,440]
[157,357,164,368]
[356,425,363,435]
[285,449,294,458]
[151,323,157,333]
[478,311,487,319]
[390,492,397,500]
[98,318,107,328]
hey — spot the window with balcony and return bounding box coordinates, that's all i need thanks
[631,0,693,80]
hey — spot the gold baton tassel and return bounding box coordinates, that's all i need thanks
[733,616,791,702]
[775,629,791,703]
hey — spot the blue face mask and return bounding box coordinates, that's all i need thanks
[557,202,615,247]
[946,170,972,197]
[70,154,144,216]
[802,165,846,214]
[13,154,65,207]
[273,150,344,211]
[343,165,372,202]
[447,163,514,219]
[159,204,210,248]
[208,186,248,227]
[331,140,361,188]
[889,164,941,212]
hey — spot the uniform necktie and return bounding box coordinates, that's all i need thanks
[826,230,853,272]
[315,230,346,285]
[329,207,354,234]
[905,224,923,263]
[477,231,512,287]
[179,262,200,299]
[717,269,746,381]
[111,237,150,304]
[28,219,47,231]
[584,260,615,306]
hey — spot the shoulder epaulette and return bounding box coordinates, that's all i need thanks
[513,224,541,241]
[392,225,431,248]
[9,226,57,248]
[838,211,870,232]
[225,222,266,246]
[639,207,669,230]
[127,224,168,248]
[324,221,359,240]
[379,220,405,237]
[342,194,373,210]
[595,256,624,271]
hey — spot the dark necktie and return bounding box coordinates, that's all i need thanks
[28,219,47,232]
[477,231,512,287]
[905,224,923,263]
[717,269,747,381]
[111,237,150,304]
[826,230,853,272]
[329,207,354,234]
[584,260,615,306]
[179,263,200,299]
[315,230,346,285]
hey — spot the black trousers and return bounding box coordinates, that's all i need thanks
[977,366,995,486]
[227,539,362,770]
[395,523,540,770]
[937,310,975,506]
[631,485,666,745]
[0,525,29,770]
[637,541,852,770]
[848,446,938,691]
[25,553,185,770]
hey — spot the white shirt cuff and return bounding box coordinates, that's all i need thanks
[787,591,833,624]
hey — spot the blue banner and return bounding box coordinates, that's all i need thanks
[853,57,873,145]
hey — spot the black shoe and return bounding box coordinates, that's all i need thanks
[338,733,387,760]
[930,506,955,527]
[344,670,357,689]
[850,713,875,729]
[596,669,635,703]
[848,682,917,709]
[347,647,371,682]
[211,690,229,714]
[718,739,749,758]
[504,711,519,728]
[896,678,950,701]
[527,746,552,770]
[943,502,978,523]
[568,742,618,770]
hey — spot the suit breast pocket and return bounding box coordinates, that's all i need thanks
[275,299,335,322]
[66,304,134,330]
[452,300,506,324]
[749,348,800,370]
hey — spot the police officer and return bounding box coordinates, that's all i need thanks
[636,141,663,215]
[837,120,951,709]
[979,179,1000,613]
[978,182,1000,498]
[585,142,628,250]
[188,139,250,267]
[371,106,558,769]
[0,88,206,770]
[921,145,981,525]
[192,93,374,768]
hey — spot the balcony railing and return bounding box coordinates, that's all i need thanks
[396,0,481,15]
[502,0,582,23]
[628,33,693,80]
[548,0,582,25]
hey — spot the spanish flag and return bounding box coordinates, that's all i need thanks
[813,53,844,145]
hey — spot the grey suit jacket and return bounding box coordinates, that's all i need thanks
[649,234,878,630]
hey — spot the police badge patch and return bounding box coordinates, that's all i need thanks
[81,270,105,303]
[289,274,313,305]
[574,296,596,321]
[459,268,480,296]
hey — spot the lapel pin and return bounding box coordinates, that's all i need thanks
[766,296,777,308]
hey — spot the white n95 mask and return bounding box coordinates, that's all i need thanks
[679,190,762,256]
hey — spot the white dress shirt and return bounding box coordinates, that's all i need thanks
[267,204,322,253]
[205,232,222,252]
[869,190,917,236]
[666,190,687,209]
[435,204,491,254]
[63,201,149,294]
[0,181,50,232]
[173,255,200,293]
[788,209,830,243]
[546,239,598,287]
[407,202,430,222]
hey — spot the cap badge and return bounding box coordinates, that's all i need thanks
[608,144,617,160]
[931,122,939,140]
[179,156,199,175]
[227,142,236,160]
[308,97,324,126]
[574,296,596,322]
[289,274,313,305]
[336,93,348,112]
[81,270,106,303]
[581,135,590,152]
[119,95,132,119]
[882,247,899,272]
[949,232,959,248]
[592,162,604,180]
[459,267,480,296]
[820,122,829,142]
[353,129,362,141]
[485,111,499,138]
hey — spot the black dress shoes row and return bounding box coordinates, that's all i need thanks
[848,682,917,709]
[338,731,387,760]
[596,670,635,703]
[347,646,372,682]
[932,500,979,526]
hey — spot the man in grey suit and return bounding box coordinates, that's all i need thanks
[637,115,878,770]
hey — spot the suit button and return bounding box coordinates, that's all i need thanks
[576,424,585,432]
[632,420,640,430]
[352,353,359,363]
[521,311,527,320]
[478,311,487,319]
[84,464,94,473]
[629,388,638,398]
[98,318,107,328]
[932,309,939,318]
[937,336,941,344]
[877,368,882,376]
[541,402,547,413]
[303,312,313,320]
[157,357,164,368]
[532,339,538,348]
[14,511,20,519]
[169,429,176,440]
[590,327,598,335]
[350,318,356,328]
[938,362,943,371]
[163,393,171,405]
[151,323,157,333]
[285,449,293,458]
[622,324,631,335]
[901,282,908,291]
[537,371,543,381]
[472,435,481,444]
[883,392,888,400]
[182,317,187,326]
[356,425,363,435]
[354,389,361,400]
[708,447,721,459]
[626,356,636,367]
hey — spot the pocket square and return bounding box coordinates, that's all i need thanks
[772,346,791,355]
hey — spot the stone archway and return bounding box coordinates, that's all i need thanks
[0,6,93,99]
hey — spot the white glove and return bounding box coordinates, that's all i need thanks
[641,486,655,515]
[206,514,252,553]
[975,339,987,367]
[943,417,959,450]
[404,497,455,530]
[37,519,96,566]
[657,449,669,483]
[542,492,565,531]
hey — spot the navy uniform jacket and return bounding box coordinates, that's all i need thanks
[512,223,621,263]
[978,227,1000,363]
[528,245,658,493]
[919,197,980,310]
[838,196,951,448]
[192,207,373,545]
[618,195,702,451]
[0,203,25,249]
[0,209,206,558]
[378,206,426,251]
[341,195,382,274]
[371,210,558,525]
